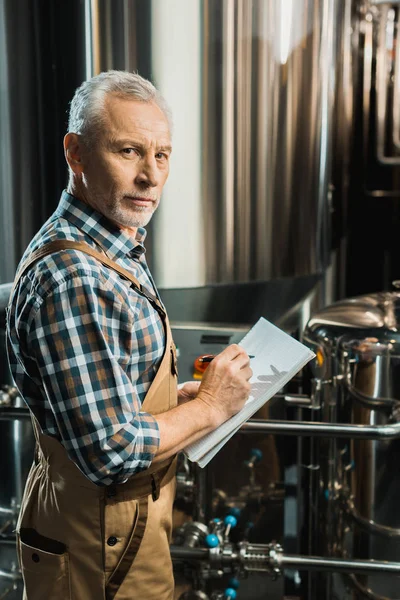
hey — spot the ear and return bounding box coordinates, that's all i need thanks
[64,133,85,175]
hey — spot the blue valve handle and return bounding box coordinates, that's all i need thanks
[205,533,219,548]
[224,515,237,538]
[224,588,237,599]
[228,507,241,519]
[243,521,254,540]
[250,448,263,462]
[228,577,240,590]
[244,448,263,468]
[224,515,237,527]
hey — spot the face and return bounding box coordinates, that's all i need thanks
[66,95,171,234]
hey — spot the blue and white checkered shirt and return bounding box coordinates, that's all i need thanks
[7,191,165,486]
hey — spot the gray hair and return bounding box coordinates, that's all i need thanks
[68,70,173,145]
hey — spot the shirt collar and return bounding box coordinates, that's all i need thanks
[56,191,147,260]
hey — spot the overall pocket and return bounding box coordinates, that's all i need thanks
[19,528,71,600]
[104,495,139,575]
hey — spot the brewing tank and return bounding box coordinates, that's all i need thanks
[0,284,34,600]
[303,290,400,599]
[148,0,337,287]
[0,0,341,294]
[0,283,34,516]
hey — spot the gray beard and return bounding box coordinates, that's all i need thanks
[106,200,156,229]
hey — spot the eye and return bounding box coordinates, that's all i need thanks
[155,152,169,161]
[121,148,138,156]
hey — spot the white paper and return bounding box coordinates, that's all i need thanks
[184,317,315,467]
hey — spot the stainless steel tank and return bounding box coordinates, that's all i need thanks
[303,289,400,599]
[144,0,337,287]
[0,0,339,295]
[0,284,34,599]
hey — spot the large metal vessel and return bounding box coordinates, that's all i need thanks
[303,289,400,599]
[0,0,373,599]
[0,284,33,600]
[152,0,336,287]
[0,0,340,293]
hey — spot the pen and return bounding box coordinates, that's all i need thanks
[199,354,255,363]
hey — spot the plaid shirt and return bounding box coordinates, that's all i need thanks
[7,191,165,486]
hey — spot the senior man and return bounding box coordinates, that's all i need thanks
[6,71,252,600]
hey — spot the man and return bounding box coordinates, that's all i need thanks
[6,70,252,600]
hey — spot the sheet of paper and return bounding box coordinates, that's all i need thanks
[184,316,315,466]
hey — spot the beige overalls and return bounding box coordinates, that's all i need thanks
[12,240,178,600]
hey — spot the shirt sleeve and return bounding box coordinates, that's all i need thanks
[26,272,161,486]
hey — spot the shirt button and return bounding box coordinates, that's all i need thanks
[107,536,118,547]
[32,553,40,563]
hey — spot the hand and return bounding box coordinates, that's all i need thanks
[177,381,201,405]
[196,344,252,426]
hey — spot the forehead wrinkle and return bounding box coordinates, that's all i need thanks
[104,97,170,133]
[106,120,171,149]
[100,99,171,154]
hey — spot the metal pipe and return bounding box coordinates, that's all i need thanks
[0,568,20,582]
[170,545,400,577]
[6,407,400,439]
[283,394,312,406]
[0,507,14,516]
[241,419,400,439]
[363,8,373,175]
[345,497,400,537]
[221,0,235,280]
[0,535,16,547]
[0,407,30,421]
[280,554,400,575]
[347,573,391,600]
[170,546,209,561]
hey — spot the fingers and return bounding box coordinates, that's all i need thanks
[217,344,251,366]
[240,366,253,382]
[183,381,201,396]
[195,344,254,424]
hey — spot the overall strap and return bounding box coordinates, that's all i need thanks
[11,239,165,317]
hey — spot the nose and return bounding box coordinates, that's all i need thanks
[134,155,159,188]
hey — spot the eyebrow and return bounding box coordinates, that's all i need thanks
[158,145,173,153]
[113,139,172,153]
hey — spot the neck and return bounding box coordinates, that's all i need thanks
[66,178,138,240]
[67,178,84,203]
